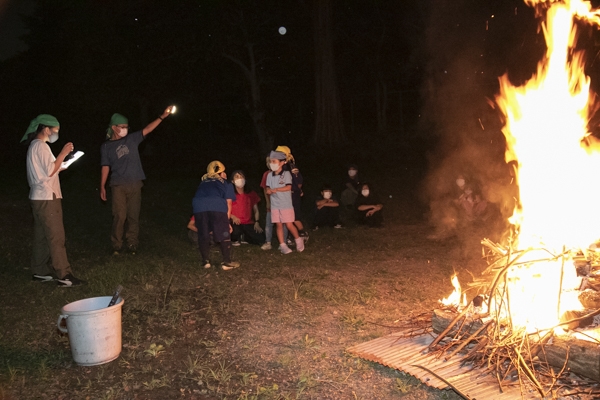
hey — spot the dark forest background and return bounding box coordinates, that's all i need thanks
[2,0,600,211]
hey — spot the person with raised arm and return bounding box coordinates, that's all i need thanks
[100,105,174,255]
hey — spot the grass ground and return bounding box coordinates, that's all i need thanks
[0,165,484,400]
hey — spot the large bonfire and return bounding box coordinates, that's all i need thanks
[433,0,600,397]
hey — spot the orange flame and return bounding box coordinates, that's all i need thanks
[439,274,466,308]
[474,0,600,332]
[497,0,600,251]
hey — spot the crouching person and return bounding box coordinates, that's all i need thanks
[312,184,342,230]
[355,183,383,227]
[230,170,266,246]
[192,161,240,271]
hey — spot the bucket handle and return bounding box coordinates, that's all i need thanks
[57,314,68,333]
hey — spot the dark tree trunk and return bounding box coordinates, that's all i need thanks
[376,79,388,134]
[313,0,345,146]
[224,42,273,156]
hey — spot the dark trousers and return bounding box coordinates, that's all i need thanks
[194,211,231,264]
[356,209,383,227]
[30,195,72,279]
[231,223,266,244]
[313,206,341,228]
[111,181,143,250]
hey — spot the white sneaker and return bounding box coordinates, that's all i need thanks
[221,261,240,271]
[231,241,241,247]
[203,260,211,269]
[279,244,293,254]
[261,242,272,250]
[295,237,305,252]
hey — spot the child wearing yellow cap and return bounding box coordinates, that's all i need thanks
[192,161,240,270]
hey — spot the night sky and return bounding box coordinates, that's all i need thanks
[1,0,599,192]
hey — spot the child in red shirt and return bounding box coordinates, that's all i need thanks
[231,170,265,245]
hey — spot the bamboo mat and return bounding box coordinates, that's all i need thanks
[347,332,539,399]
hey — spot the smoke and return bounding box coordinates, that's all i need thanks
[419,0,522,241]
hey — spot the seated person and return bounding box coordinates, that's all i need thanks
[454,174,488,222]
[230,170,266,246]
[354,183,383,227]
[187,215,198,245]
[341,164,361,209]
[312,184,342,229]
[187,215,214,246]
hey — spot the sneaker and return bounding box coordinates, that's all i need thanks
[56,274,86,287]
[286,238,295,247]
[295,237,305,252]
[221,261,240,271]
[127,245,137,254]
[231,241,241,247]
[203,260,211,269]
[334,224,343,229]
[261,242,272,250]
[32,274,55,282]
[279,244,293,255]
[240,240,249,245]
[300,232,309,243]
[112,247,122,256]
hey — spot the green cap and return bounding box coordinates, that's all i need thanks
[106,113,128,138]
[21,114,60,143]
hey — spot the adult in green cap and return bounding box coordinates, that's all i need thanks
[100,105,175,254]
[24,114,85,287]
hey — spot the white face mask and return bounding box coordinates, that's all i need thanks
[269,163,280,171]
[456,178,465,188]
[323,191,332,199]
[348,169,357,177]
[48,129,59,143]
[234,178,245,188]
[361,189,370,197]
[117,128,128,138]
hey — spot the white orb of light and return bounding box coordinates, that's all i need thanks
[279,26,286,35]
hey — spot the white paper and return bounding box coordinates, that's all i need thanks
[61,151,84,169]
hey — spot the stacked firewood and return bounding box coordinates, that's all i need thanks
[426,239,600,398]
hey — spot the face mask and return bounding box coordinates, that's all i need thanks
[348,170,357,177]
[48,130,59,143]
[323,191,332,199]
[234,178,245,188]
[117,128,128,138]
[269,163,280,171]
[361,189,369,197]
[456,179,465,187]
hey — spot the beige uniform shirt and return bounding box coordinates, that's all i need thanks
[26,139,62,200]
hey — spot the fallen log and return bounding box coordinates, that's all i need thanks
[431,309,484,336]
[579,290,600,309]
[541,334,600,382]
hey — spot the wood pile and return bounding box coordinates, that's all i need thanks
[424,239,600,398]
